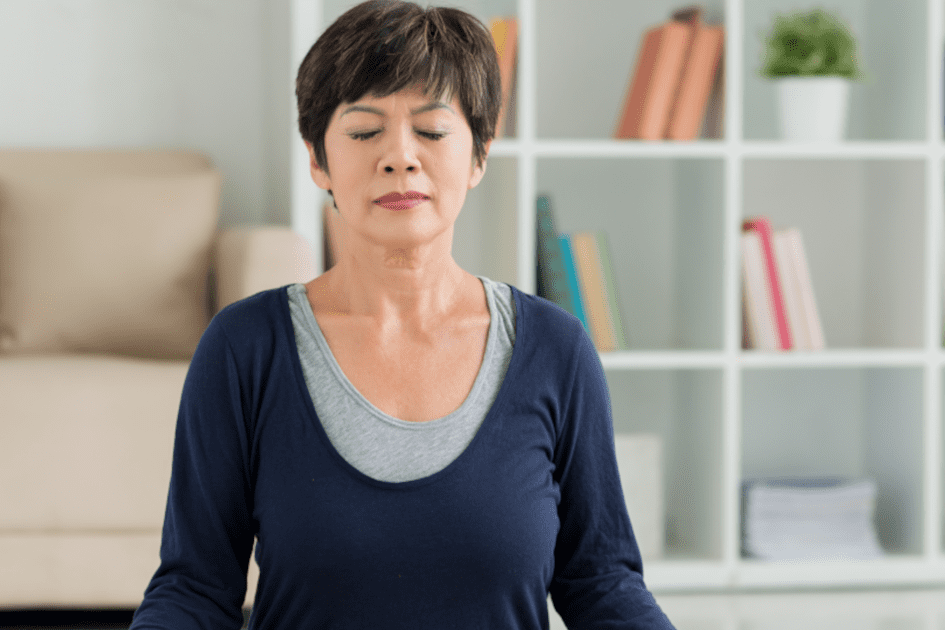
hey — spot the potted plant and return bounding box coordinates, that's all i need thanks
[759,8,868,141]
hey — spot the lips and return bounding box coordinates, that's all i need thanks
[374,190,429,210]
[374,191,429,203]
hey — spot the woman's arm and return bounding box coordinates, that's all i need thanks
[549,328,676,630]
[130,315,255,630]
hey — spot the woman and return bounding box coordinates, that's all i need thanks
[131,1,675,628]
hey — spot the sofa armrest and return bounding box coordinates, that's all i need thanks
[212,226,317,312]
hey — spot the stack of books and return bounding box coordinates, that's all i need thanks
[536,195,628,352]
[742,216,825,351]
[490,16,518,138]
[614,4,725,141]
[742,478,884,561]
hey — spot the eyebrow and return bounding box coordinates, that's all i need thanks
[340,102,455,118]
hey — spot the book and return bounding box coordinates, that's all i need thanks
[774,228,825,350]
[535,198,627,351]
[490,17,518,138]
[597,230,628,350]
[558,235,589,333]
[741,230,779,350]
[614,19,693,140]
[665,13,724,140]
[572,232,619,352]
[771,229,808,350]
[743,217,793,350]
[670,5,702,23]
[701,56,725,138]
[596,231,628,350]
[536,195,582,322]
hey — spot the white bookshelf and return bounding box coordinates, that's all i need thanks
[291,0,945,593]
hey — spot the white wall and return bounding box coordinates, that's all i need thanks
[0,0,296,228]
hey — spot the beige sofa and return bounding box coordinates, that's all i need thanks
[0,150,316,609]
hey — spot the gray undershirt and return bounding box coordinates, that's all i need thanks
[286,277,516,483]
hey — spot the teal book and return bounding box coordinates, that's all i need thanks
[558,234,589,332]
[535,195,561,302]
[536,195,588,330]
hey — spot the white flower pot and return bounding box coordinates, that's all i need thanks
[776,76,851,142]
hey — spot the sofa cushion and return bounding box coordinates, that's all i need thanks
[0,534,261,608]
[0,150,221,359]
[0,355,186,531]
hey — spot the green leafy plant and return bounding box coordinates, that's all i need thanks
[759,7,866,80]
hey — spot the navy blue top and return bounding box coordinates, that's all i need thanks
[130,285,674,629]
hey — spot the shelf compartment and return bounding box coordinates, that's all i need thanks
[741,366,925,557]
[742,159,926,349]
[538,157,724,350]
[535,0,725,141]
[743,0,928,142]
[605,368,724,562]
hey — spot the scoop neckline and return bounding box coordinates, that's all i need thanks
[280,277,526,489]
[288,276,501,426]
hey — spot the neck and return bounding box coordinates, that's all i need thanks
[323,232,467,331]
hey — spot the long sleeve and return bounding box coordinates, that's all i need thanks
[130,314,255,630]
[548,325,675,629]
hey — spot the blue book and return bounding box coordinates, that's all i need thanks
[558,234,589,333]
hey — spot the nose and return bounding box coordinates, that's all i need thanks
[379,122,421,174]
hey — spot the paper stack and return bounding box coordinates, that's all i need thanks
[742,478,883,561]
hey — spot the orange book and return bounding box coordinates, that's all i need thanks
[571,232,617,352]
[614,20,692,140]
[666,21,724,140]
[701,58,725,138]
[490,17,518,138]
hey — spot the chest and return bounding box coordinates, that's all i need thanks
[250,395,560,627]
[317,317,490,422]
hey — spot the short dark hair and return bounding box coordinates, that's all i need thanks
[296,0,502,176]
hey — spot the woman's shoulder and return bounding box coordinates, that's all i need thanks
[504,283,586,338]
[215,284,291,323]
[202,284,295,353]
[509,285,583,328]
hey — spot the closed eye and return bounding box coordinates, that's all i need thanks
[349,130,379,141]
[348,129,447,141]
[418,131,447,140]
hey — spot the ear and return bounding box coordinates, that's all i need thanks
[305,141,332,191]
[468,139,492,190]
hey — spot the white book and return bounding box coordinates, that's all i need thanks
[741,231,778,350]
[782,228,825,350]
[773,229,811,350]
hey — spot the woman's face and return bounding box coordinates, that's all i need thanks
[307,86,490,254]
